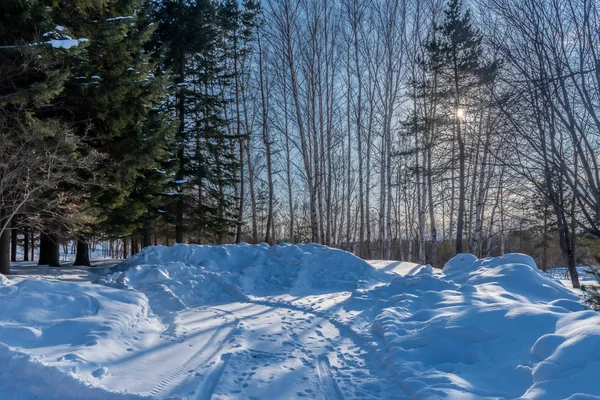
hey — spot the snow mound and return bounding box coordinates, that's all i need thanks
[105,243,388,313]
[0,279,155,349]
[101,261,248,313]
[349,253,600,399]
[0,279,161,399]
[0,344,149,400]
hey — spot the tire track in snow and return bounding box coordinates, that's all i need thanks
[144,315,239,398]
[195,352,232,400]
[244,298,405,398]
[317,355,345,400]
[248,298,379,359]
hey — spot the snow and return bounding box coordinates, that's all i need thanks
[105,243,387,301]
[106,16,133,22]
[0,277,157,399]
[348,254,600,399]
[0,246,599,399]
[368,259,428,275]
[549,266,599,293]
[46,38,88,49]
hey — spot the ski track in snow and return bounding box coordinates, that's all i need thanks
[145,315,239,398]
[195,352,232,400]
[126,297,398,399]
[317,355,345,400]
[203,299,399,400]
[104,296,395,400]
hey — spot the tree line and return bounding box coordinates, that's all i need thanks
[1,0,599,289]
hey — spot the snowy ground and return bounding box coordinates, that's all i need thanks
[547,266,599,293]
[1,245,600,399]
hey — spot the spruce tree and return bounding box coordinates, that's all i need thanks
[50,0,173,264]
[0,1,89,270]
[153,0,239,244]
[583,263,600,311]
[427,0,492,254]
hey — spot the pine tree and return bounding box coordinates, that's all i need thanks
[153,0,239,244]
[0,0,90,271]
[50,0,173,265]
[427,0,491,254]
[583,258,600,311]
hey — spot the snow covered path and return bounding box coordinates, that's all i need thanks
[2,245,600,399]
[101,300,397,399]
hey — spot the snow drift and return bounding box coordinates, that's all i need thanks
[103,243,389,313]
[348,253,600,399]
[0,278,158,399]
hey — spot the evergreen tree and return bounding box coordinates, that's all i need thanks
[0,0,90,271]
[427,0,492,254]
[153,0,239,244]
[50,0,173,264]
[583,260,600,311]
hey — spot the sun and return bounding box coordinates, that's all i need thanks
[456,108,465,119]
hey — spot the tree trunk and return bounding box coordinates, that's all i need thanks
[233,28,244,245]
[345,43,352,252]
[415,95,425,264]
[365,96,373,259]
[175,58,186,244]
[48,235,60,267]
[258,29,273,245]
[456,119,466,254]
[73,240,91,266]
[379,133,386,259]
[30,231,34,262]
[542,205,549,272]
[556,208,580,288]
[470,111,492,256]
[10,223,17,262]
[142,233,152,248]
[38,233,49,265]
[0,217,10,275]
[123,237,128,259]
[236,139,245,243]
[38,233,60,267]
[350,0,364,256]
[245,142,258,243]
[427,147,437,266]
[23,227,29,262]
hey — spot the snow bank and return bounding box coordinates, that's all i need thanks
[0,344,148,400]
[104,243,388,314]
[349,253,600,399]
[0,279,156,349]
[0,278,159,399]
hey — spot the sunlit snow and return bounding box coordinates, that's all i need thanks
[0,245,598,399]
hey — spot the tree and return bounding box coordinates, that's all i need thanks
[47,0,172,266]
[483,0,600,287]
[428,0,487,254]
[0,0,94,272]
[154,0,239,244]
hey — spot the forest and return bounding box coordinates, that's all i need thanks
[1,0,600,290]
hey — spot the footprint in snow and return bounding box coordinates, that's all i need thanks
[92,367,108,378]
